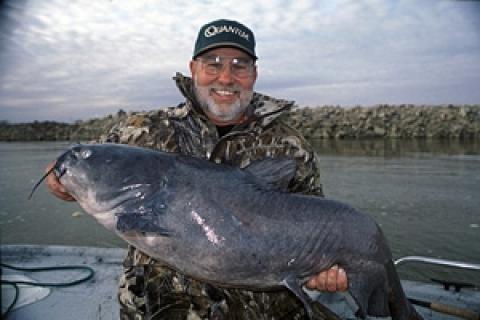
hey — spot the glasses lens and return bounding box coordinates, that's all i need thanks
[201,56,223,75]
[231,58,254,78]
[198,56,254,78]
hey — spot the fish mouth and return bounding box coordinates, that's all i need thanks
[29,144,89,200]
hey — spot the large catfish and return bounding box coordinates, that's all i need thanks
[35,144,422,320]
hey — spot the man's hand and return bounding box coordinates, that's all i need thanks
[305,265,348,292]
[45,161,76,201]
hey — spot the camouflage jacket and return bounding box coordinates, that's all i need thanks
[101,73,326,320]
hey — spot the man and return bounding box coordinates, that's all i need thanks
[46,19,347,319]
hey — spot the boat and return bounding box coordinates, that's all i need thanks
[1,245,479,319]
[1,245,124,320]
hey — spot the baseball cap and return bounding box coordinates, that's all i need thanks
[193,19,257,59]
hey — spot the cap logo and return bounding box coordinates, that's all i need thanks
[204,24,250,41]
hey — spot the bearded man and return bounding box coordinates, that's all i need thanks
[46,19,348,320]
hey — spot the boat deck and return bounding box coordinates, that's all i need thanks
[1,245,479,319]
[2,245,124,320]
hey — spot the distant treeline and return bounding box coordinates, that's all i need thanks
[0,110,128,141]
[1,105,479,141]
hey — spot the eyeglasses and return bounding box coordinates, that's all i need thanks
[196,55,255,79]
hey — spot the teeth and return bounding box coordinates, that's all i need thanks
[214,89,235,96]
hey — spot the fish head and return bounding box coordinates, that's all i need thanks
[54,144,162,216]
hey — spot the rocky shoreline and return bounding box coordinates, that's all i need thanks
[1,105,479,142]
[287,104,480,140]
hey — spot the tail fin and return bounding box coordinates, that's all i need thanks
[386,260,424,320]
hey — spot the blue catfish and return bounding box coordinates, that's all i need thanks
[36,144,422,320]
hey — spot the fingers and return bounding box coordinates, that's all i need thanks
[44,162,75,201]
[336,267,348,291]
[306,265,348,292]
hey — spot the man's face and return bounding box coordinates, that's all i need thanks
[190,47,257,126]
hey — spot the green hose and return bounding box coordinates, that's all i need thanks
[0,263,95,319]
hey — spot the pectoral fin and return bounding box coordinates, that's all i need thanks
[116,213,173,237]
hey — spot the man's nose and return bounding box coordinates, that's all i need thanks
[217,64,234,85]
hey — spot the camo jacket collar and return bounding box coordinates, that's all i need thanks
[173,72,295,127]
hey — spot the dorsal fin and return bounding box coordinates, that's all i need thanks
[244,157,297,191]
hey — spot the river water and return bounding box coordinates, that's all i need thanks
[0,140,479,283]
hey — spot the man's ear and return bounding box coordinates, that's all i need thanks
[253,64,258,82]
[189,60,196,79]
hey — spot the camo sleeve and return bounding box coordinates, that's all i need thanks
[98,109,180,153]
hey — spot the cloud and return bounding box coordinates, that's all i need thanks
[0,0,479,122]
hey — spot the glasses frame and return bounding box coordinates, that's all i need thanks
[195,55,256,79]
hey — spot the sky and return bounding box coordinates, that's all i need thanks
[0,0,479,123]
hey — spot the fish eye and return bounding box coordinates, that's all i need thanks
[70,146,92,159]
[80,149,92,159]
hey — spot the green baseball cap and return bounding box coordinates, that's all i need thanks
[193,19,257,59]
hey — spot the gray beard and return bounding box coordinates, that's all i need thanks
[193,78,253,122]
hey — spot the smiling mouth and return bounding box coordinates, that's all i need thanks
[211,88,238,97]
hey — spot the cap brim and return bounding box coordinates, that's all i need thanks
[194,42,257,60]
